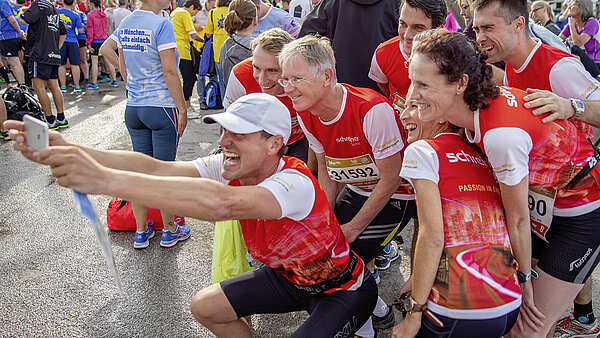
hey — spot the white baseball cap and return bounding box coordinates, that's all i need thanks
[203,93,292,143]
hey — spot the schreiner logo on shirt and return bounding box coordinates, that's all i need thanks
[336,136,360,143]
[446,150,488,167]
[569,248,593,272]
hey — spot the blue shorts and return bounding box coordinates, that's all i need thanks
[60,42,81,65]
[124,105,179,161]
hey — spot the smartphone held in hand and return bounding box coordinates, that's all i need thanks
[23,115,48,152]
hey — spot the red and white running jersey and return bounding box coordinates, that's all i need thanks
[297,84,413,199]
[192,155,365,291]
[401,133,521,319]
[224,58,305,145]
[467,86,600,216]
[504,40,600,139]
[368,36,411,112]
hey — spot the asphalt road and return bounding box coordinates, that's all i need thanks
[0,82,598,337]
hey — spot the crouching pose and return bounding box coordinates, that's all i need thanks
[5,93,377,337]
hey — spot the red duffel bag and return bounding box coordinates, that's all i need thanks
[106,198,184,231]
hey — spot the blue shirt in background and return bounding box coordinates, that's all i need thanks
[77,11,86,41]
[0,0,19,40]
[111,10,179,107]
[57,7,83,43]
[12,4,27,32]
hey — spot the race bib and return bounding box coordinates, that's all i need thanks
[528,187,556,242]
[392,94,407,113]
[326,154,380,189]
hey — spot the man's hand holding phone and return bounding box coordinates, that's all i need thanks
[3,118,69,162]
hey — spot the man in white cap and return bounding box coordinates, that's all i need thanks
[5,92,377,337]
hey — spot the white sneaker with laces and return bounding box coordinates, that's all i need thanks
[554,313,600,338]
[187,106,200,119]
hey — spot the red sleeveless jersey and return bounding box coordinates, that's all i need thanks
[229,156,364,291]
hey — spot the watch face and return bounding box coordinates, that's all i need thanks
[573,99,584,111]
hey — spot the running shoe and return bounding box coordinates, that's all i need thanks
[200,101,209,110]
[46,118,58,130]
[56,117,69,129]
[98,75,111,83]
[0,131,10,141]
[73,86,82,94]
[86,83,99,90]
[375,241,400,271]
[160,223,191,247]
[109,81,118,87]
[134,225,155,249]
[187,106,200,119]
[371,266,380,284]
[554,313,600,338]
[60,86,67,93]
[372,305,395,332]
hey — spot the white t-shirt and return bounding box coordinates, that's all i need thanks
[288,0,312,27]
[253,6,300,38]
[190,154,315,220]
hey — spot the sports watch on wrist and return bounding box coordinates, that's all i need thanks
[570,99,585,120]
[404,296,427,315]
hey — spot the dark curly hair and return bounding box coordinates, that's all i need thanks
[412,29,499,111]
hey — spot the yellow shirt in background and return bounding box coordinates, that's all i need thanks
[171,7,195,60]
[205,6,229,63]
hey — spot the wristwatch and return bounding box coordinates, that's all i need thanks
[404,296,427,314]
[571,99,585,119]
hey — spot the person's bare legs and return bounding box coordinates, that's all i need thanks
[46,79,64,115]
[6,56,24,84]
[58,65,67,88]
[104,56,117,82]
[160,211,176,232]
[191,283,252,337]
[0,97,7,131]
[79,46,89,83]
[506,268,584,338]
[71,65,80,88]
[90,54,98,85]
[132,202,149,232]
[32,77,53,118]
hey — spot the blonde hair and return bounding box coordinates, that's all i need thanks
[250,28,294,54]
[224,0,256,36]
[532,0,555,21]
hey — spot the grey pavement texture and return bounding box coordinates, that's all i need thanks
[0,83,599,337]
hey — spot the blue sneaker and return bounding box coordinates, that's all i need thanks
[98,75,111,83]
[160,223,191,247]
[371,266,380,284]
[109,81,118,87]
[60,86,67,93]
[134,225,155,249]
[85,83,99,90]
[375,241,399,271]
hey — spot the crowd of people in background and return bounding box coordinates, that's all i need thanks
[4,0,600,337]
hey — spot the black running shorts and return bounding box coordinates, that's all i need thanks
[532,205,600,284]
[220,265,378,337]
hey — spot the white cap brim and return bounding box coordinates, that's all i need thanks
[203,112,263,134]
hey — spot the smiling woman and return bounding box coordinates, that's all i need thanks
[408,29,600,337]
[394,92,521,338]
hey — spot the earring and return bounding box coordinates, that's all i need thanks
[438,119,446,124]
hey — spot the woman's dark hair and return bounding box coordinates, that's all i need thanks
[90,0,101,8]
[413,29,499,111]
[224,0,256,36]
[217,0,233,7]
[183,0,201,9]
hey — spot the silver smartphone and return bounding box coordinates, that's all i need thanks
[23,115,49,151]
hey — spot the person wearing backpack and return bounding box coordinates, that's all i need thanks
[205,0,231,110]
[219,0,256,87]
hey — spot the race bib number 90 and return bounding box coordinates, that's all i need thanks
[528,187,556,242]
[326,154,380,189]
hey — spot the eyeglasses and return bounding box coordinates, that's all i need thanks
[278,75,310,88]
[531,7,544,13]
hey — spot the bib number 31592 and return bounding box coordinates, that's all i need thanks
[528,187,556,242]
